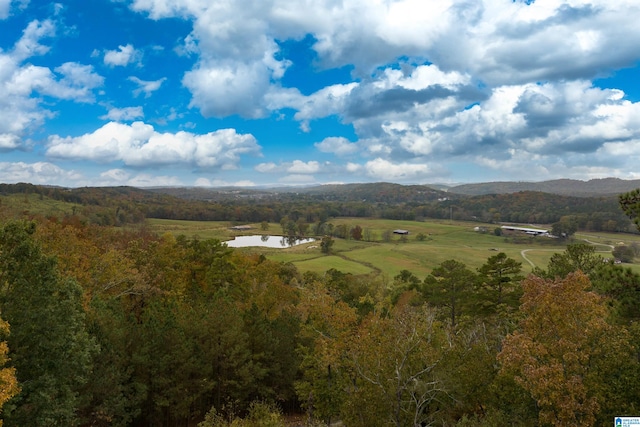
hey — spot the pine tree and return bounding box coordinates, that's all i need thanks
[0,221,96,426]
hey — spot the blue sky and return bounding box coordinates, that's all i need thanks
[1,0,640,188]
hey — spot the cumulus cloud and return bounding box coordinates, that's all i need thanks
[98,169,183,187]
[183,52,290,118]
[6,0,640,184]
[128,76,166,97]
[46,121,261,169]
[103,44,142,67]
[42,62,104,101]
[0,20,103,150]
[364,158,435,181]
[255,160,328,175]
[100,106,144,121]
[315,136,359,156]
[0,162,82,185]
[288,160,320,174]
[0,134,22,151]
[254,162,278,173]
[130,1,640,83]
[12,19,55,61]
[125,0,640,128]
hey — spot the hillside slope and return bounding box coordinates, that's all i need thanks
[447,178,640,197]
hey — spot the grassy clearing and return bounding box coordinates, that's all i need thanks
[147,217,628,277]
[294,255,375,275]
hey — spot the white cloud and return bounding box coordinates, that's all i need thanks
[128,76,166,97]
[0,21,103,150]
[0,134,22,151]
[125,0,640,123]
[378,64,470,91]
[98,168,183,187]
[12,19,54,61]
[0,0,11,19]
[365,158,433,181]
[255,160,327,175]
[315,136,359,156]
[100,106,144,121]
[0,161,82,185]
[183,54,288,118]
[255,162,278,173]
[103,44,142,67]
[287,160,320,174]
[44,62,104,101]
[346,162,362,173]
[46,121,261,169]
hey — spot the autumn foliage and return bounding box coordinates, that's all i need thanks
[499,272,636,426]
[0,213,638,426]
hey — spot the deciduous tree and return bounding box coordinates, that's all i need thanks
[345,302,449,427]
[498,273,638,426]
[0,315,18,426]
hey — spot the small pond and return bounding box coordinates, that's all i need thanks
[226,235,316,248]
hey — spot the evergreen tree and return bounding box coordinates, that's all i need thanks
[476,252,523,315]
[0,221,96,426]
[423,260,476,327]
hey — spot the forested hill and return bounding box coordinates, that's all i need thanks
[150,182,452,204]
[0,182,635,232]
[447,178,640,197]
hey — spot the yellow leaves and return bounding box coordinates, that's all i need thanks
[0,316,19,426]
[498,272,629,427]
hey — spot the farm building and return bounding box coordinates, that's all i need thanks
[393,229,410,235]
[500,225,549,236]
[230,225,253,231]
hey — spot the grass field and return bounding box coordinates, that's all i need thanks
[146,217,640,279]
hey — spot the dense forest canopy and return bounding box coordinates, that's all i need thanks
[0,183,639,426]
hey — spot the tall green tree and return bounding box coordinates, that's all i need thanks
[619,188,640,231]
[543,243,604,279]
[551,215,578,239]
[423,260,476,327]
[476,252,523,315]
[0,221,96,426]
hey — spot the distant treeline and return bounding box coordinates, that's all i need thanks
[0,183,634,232]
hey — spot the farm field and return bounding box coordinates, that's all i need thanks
[146,218,640,278]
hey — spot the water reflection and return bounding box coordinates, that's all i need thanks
[226,235,316,248]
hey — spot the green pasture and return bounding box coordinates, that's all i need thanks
[146,218,263,240]
[143,217,640,278]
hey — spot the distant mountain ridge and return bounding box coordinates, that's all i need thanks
[445,178,640,197]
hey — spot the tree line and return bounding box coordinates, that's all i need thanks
[0,183,634,233]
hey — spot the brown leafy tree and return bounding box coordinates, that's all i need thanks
[0,315,18,426]
[345,301,449,427]
[498,272,637,426]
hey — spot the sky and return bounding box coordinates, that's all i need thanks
[1,0,640,188]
